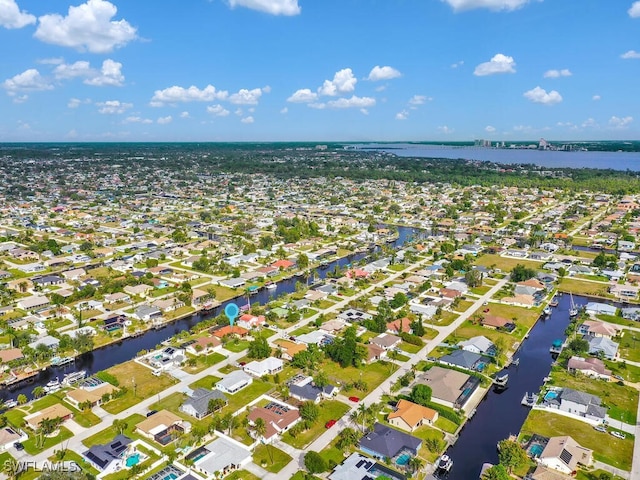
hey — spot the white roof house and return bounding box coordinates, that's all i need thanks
[216,370,253,394]
[243,357,283,378]
[458,336,495,355]
[193,435,252,478]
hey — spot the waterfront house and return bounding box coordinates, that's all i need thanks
[27,335,60,351]
[388,399,438,432]
[609,284,640,300]
[584,302,617,316]
[216,370,253,394]
[65,382,117,409]
[185,336,221,355]
[133,304,162,322]
[577,320,619,339]
[458,336,496,356]
[212,325,249,339]
[439,349,486,371]
[416,366,480,410]
[135,409,189,445]
[180,388,227,419]
[566,356,611,381]
[547,388,606,421]
[359,423,422,461]
[537,436,593,475]
[480,314,516,332]
[247,401,301,443]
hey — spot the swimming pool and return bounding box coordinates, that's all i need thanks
[476,362,486,371]
[126,454,140,467]
[544,391,558,402]
[396,453,411,466]
[529,444,544,457]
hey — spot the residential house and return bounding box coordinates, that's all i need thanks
[328,453,407,480]
[480,314,516,332]
[0,348,24,364]
[296,330,333,347]
[587,336,619,360]
[274,339,306,361]
[184,336,221,355]
[609,284,640,300]
[83,435,134,475]
[388,399,439,432]
[103,292,131,305]
[337,308,373,323]
[32,275,64,288]
[133,305,162,322]
[236,313,266,329]
[359,423,422,461]
[124,284,153,298]
[288,375,338,403]
[386,318,412,335]
[27,335,60,351]
[0,427,27,452]
[366,343,387,363]
[547,388,606,421]
[192,436,252,479]
[566,356,611,381]
[135,409,190,445]
[243,357,283,378]
[65,383,117,409]
[62,268,86,281]
[439,349,486,371]
[584,302,617,316]
[577,320,619,339]
[147,347,185,371]
[216,370,253,394]
[458,336,496,356]
[24,404,73,430]
[213,325,249,339]
[152,298,185,312]
[17,295,50,311]
[247,401,301,443]
[371,333,402,351]
[180,388,228,420]
[416,366,480,409]
[538,436,593,475]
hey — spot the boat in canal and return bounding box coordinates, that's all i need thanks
[265,282,277,290]
[550,297,559,307]
[247,285,259,295]
[569,293,578,317]
[549,339,564,354]
[543,306,552,316]
[62,370,86,386]
[436,454,453,472]
[521,392,538,407]
[44,377,61,393]
[494,372,509,388]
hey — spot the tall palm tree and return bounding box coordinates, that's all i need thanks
[32,386,45,399]
[253,418,274,464]
[2,458,20,480]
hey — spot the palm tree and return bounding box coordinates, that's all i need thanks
[408,456,424,475]
[253,417,274,464]
[357,403,368,433]
[113,419,128,435]
[32,386,45,399]
[2,458,20,480]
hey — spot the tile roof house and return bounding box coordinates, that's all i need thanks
[180,388,227,419]
[538,436,593,475]
[566,356,611,380]
[371,333,402,350]
[587,336,619,360]
[359,423,422,461]
[388,399,439,432]
[25,404,73,430]
[417,366,480,409]
[135,409,190,445]
[386,318,412,335]
[577,320,619,339]
[247,402,301,442]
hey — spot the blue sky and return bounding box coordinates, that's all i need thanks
[1,0,639,142]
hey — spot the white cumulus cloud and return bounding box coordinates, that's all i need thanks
[53,60,92,80]
[54,59,124,87]
[151,85,228,106]
[157,115,172,125]
[609,116,633,128]
[318,68,357,96]
[0,0,36,29]
[229,87,265,105]
[241,116,255,124]
[367,65,402,81]
[326,95,376,109]
[621,50,640,59]
[35,0,137,53]
[409,95,429,105]
[96,100,131,114]
[592,95,601,101]
[396,110,409,120]
[523,86,562,105]
[543,68,572,78]
[3,69,53,94]
[442,0,532,12]
[228,0,300,16]
[474,53,516,76]
[207,104,230,117]
[123,116,152,124]
[287,88,318,103]
[629,1,640,18]
[180,111,189,118]
[280,107,288,114]
[485,125,496,132]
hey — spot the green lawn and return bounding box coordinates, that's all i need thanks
[189,375,222,390]
[575,470,625,480]
[48,449,100,476]
[558,278,612,297]
[252,444,292,473]
[282,400,350,449]
[412,424,447,463]
[225,379,275,413]
[596,314,636,328]
[223,340,251,353]
[321,359,398,395]
[520,410,633,470]
[474,254,542,273]
[430,311,459,326]
[605,360,640,383]
[183,352,227,374]
[83,413,146,448]
[398,341,422,354]
[548,367,638,423]
[225,470,262,480]
[472,302,541,329]
[319,438,349,467]
[23,426,74,455]
[434,416,458,434]
[618,330,640,362]
[102,361,177,414]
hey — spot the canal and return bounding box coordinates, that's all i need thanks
[2,226,425,401]
[443,293,590,479]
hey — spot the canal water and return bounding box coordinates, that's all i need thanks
[443,293,589,479]
[1,226,425,401]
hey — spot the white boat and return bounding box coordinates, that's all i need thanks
[569,293,578,317]
[436,454,453,472]
[512,357,520,367]
[265,282,277,290]
[543,306,552,316]
[62,370,86,386]
[3,399,17,409]
[521,392,538,407]
[494,373,509,387]
[44,377,60,393]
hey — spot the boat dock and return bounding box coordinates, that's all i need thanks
[521,392,538,407]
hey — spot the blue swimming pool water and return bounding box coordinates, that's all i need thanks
[126,454,140,467]
[530,444,544,457]
[163,474,178,480]
[477,362,486,371]
[396,453,411,466]
[544,391,558,402]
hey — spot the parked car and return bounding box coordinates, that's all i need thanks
[239,361,246,366]
[348,396,360,403]
[146,410,158,417]
[593,425,607,433]
[325,419,337,428]
[611,431,626,439]
[613,375,624,381]
[13,442,24,451]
